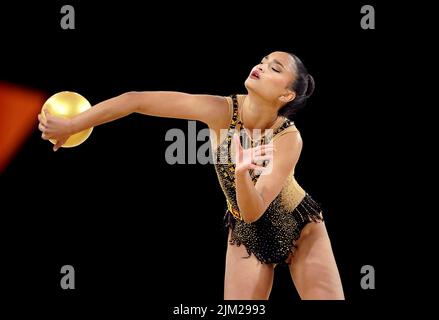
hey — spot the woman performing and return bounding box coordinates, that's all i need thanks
[38,51,344,300]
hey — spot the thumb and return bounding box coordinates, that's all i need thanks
[53,138,65,152]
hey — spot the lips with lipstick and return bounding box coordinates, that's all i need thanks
[249,70,261,80]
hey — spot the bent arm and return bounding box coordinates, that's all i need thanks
[235,131,302,223]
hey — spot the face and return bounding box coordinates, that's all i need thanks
[245,51,297,105]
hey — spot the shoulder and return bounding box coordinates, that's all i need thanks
[196,94,230,109]
[224,94,247,109]
[272,120,301,143]
[197,94,231,129]
[214,94,246,129]
[272,123,302,159]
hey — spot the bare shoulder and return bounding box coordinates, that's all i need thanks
[272,125,303,160]
[196,94,229,107]
[204,95,233,131]
[189,94,229,113]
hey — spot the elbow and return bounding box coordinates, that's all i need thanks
[239,196,266,224]
[242,216,257,224]
[120,91,142,113]
[240,209,263,224]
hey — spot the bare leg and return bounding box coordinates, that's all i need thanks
[224,230,275,300]
[289,221,345,300]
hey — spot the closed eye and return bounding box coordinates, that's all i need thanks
[260,57,281,72]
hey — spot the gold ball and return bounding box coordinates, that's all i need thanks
[41,91,93,148]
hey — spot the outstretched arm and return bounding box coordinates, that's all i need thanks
[38,91,229,150]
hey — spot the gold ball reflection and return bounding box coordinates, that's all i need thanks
[41,91,93,148]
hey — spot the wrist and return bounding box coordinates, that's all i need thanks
[68,118,77,136]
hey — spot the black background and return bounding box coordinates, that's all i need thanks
[1,0,408,317]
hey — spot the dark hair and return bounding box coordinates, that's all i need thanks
[278,53,315,120]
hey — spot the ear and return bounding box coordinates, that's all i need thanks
[279,89,296,104]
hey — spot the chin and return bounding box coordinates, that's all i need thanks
[244,78,257,92]
[245,82,266,99]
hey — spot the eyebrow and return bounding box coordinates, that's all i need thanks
[263,56,285,69]
[272,59,285,69]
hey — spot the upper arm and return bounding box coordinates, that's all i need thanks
[128,91,230,129]
[255,129,302,210]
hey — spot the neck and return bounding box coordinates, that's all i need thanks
[242,91,280,131]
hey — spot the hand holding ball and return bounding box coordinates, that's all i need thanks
[39,91,93,149]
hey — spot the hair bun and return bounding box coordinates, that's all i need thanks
[304,74,315,99]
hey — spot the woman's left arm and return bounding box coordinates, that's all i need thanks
[234,131,302,223]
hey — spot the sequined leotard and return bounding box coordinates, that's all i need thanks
[213,94,323,265]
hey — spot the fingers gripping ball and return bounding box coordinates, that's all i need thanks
[41,91,93,148]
